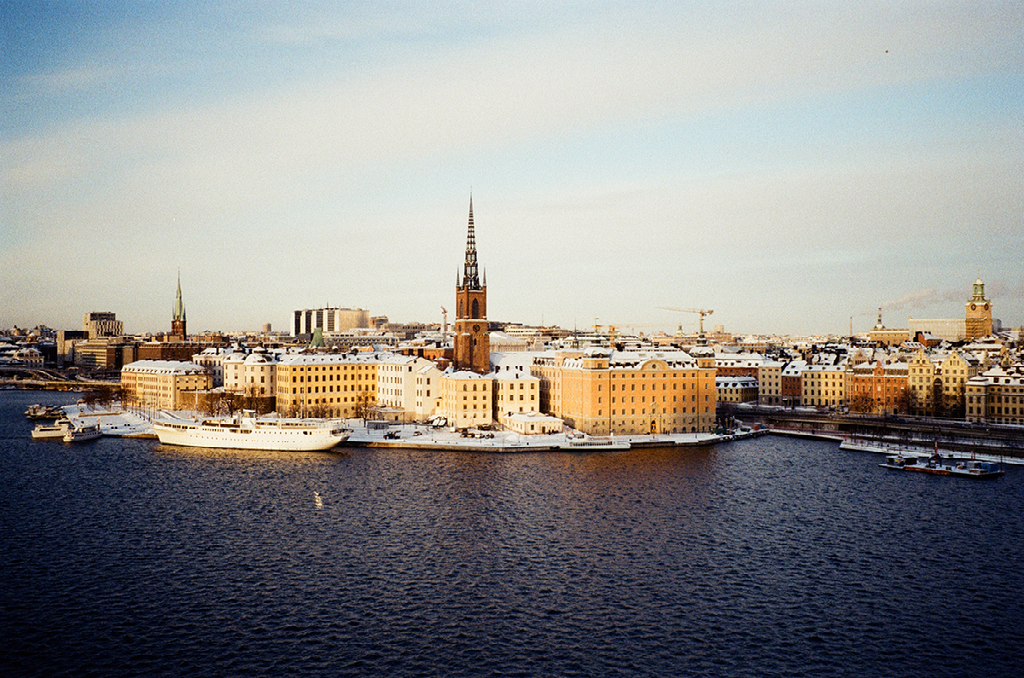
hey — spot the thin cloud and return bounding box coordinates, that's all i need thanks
[2,4,1022,333]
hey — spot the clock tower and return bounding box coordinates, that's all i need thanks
[965,277,992,341]
[454,196,490,373]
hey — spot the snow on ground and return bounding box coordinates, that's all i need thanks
[57,403,731,449]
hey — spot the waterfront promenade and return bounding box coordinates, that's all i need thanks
[734,403,1024,461]
[51,402,749,452]
[25,394,1024,458]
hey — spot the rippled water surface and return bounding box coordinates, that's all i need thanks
[3,391,1023,677]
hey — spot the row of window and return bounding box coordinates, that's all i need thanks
[605,407,708,416]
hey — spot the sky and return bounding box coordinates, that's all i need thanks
[2,1,1023,338]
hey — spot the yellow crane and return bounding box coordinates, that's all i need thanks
[656,307,714,334]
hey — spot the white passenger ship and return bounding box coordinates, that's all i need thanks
[153,411,351,451]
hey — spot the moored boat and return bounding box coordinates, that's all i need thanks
[152,411,351,451]
[63,422,102,443]
[32,418,73,440]
[879,452,1004,479]
[562,436,631,451]
[25,404,65,419]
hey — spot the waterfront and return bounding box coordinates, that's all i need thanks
[3,390,1023,678]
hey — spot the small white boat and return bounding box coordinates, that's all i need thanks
[63,422,102,443]
[562,436,631,451]
[31,419,72,440]
[25,404,65,419]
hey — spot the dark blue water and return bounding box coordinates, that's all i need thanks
[3,390,1023,678]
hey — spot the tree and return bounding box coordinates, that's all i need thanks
[307,402,331,419]
[943,384,966,419]
[352,392,375,421]
[241,384,263,412]
[895,388,911,415]
[905,388,921,416]
[202,391,223,417]
[849,392,873,414]
[930,379,943,417]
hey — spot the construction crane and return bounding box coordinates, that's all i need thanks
[656,307,714,334]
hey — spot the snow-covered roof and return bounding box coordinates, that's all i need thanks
[278,352,393,366]
[122,359,207,375]
[443,368,492,380]
[716,376,758,387]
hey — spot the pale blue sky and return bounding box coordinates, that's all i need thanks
[3,1,1022,336]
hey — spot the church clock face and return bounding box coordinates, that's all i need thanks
[970,304,977,311]
[473,324,481,332]
[984,303,990,310]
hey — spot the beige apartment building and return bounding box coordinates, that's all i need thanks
[275,353,378,418]
[494,369,540,418]
[939,351,979,405]
[717,376,759,404]
[801,364,846,408]
[533,348,716,435]
[757,361,784,405]
[908,349,980,415]
[121,359,212,410]
[907,349,940,413]
[223,350,279,398]
[440,370,493,429]
[966,366,1024,425]
[377,355,443,422]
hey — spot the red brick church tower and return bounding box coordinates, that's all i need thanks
[453,196,490,373]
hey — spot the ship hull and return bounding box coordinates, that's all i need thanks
[153,419,350,451]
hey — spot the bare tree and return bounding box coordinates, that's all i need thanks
[849,392,873,414]
[307,401,331,419]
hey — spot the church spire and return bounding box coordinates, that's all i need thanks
[173,270,186,322]
[171,270,187,340]
[461,194,481,290]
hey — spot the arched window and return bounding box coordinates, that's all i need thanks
[471,299,480,319]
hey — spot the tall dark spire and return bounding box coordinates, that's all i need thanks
[461,194,481,290]
[173,270,186,322]
[171,269,187,339]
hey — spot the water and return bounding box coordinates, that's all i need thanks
[3,390,1023,677]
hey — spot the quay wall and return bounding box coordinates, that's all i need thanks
[738,408,1024,460]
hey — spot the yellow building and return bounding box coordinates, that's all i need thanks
[867,310,910,346]
[494,370,540,418]
[939,350,978,412]
[966,366,1024,425]
[717,376,759,403]
[532,348,716,435]
[907,349,980,416]
[907,349,940,413]
[440,370,493,429]
[800,364,846,408]
[757,361,784,405]
[275,353,378,418]
[121,359,212,410]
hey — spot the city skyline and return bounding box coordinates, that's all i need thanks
[3,3,1023,336]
